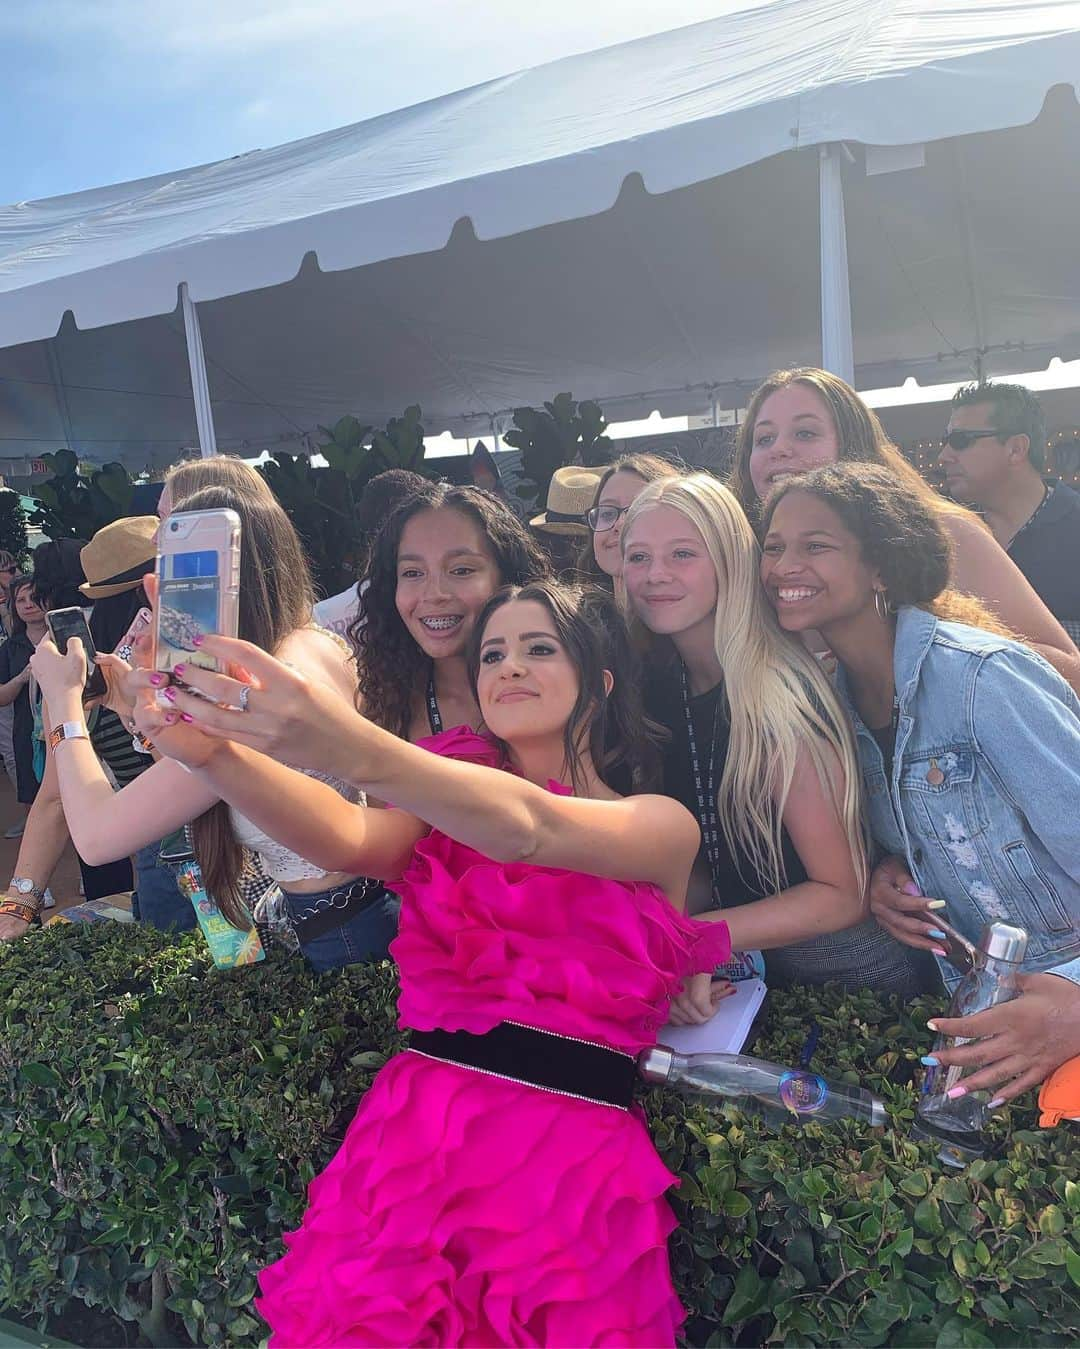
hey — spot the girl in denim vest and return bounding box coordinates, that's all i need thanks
[760,462,1080,1107]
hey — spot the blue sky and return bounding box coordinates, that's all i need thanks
[2,1,755,204]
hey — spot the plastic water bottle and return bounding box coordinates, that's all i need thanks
[638,1046,885,1126]
[916,921,1028,1158]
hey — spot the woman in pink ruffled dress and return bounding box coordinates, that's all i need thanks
[132,580,733,1347]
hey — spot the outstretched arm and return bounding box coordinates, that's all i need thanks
[150,638,701,902]
[30,640,221,865]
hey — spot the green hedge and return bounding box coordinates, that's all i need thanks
[1,925,1077,1348]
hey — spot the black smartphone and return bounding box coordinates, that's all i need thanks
[45,607,107,700]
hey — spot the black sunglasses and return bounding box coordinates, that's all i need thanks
[941,428,1007,452]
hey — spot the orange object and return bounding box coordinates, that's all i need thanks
[1038,1056,1080,1126]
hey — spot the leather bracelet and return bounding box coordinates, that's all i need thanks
[0,898,39,924]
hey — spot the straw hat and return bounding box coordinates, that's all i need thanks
[79,516,158,599]
[530,465,606,537]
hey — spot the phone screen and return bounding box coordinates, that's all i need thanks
[46,608,107,700]
[156,548,222,672]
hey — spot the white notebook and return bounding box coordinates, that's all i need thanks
[657,978,767,1056]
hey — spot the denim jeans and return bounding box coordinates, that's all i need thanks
[131,840,197,933]
[285,883,399,973]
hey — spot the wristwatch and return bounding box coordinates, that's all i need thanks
[10,877,44,903]
[48,720,90,752]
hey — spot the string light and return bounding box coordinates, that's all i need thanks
[902,428,1080,488]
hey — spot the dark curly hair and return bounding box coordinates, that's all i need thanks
[761,463,1014,634]
[468,580,662,795]
[352,483,551,737]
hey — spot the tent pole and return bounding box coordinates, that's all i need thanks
[818,145,854,384]
[180,283,218,458]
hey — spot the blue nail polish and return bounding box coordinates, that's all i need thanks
[920,1055,939,1067]
[928,928,947,939]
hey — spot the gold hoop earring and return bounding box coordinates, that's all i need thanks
[873,589,890,622]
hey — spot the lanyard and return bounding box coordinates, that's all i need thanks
[681,666,724,904]
[426,671,443,735]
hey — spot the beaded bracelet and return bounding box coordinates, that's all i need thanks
[0,897,40,925]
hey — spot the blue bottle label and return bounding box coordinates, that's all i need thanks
[778,1069,829,1115]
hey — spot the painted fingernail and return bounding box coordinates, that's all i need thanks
[162,687,176,702]
[925,900,947,911]
[920,1056,939,1067]
[149,672,165,687]
[927,1020,939,1032]
[180,713,194,724]
[193,634,204,648]
[931,947,948,958]
[928,928,948,939]
[164,713,179,725]
[988,1097,1005,1109]
[946,1085,967,1101]
[902,882,922,896]
[173,663,185,677]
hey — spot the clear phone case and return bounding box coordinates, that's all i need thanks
[153,508,241,677]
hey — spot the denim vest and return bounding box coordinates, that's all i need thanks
[835,608,1080,992]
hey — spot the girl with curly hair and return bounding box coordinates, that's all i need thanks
[349,483,551,739]
[760,463,1080,1105]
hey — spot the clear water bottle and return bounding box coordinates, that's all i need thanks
[638,1046,885,1126]
[916,921,1028,1161]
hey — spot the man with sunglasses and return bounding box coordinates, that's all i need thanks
[940,382,1080,642]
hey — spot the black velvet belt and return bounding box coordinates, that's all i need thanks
[408,1022,637,1109]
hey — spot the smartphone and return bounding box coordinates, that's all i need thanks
[46,607,107,700]
[114,606,153,664]
[932,918,977,975]
[153,508,241,680]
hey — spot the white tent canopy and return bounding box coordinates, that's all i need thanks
[1,0,1078,467]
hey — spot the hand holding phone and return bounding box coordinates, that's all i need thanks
[45,607,107,701]
[153,509,241,683]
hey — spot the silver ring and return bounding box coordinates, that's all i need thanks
[238,684,251,712]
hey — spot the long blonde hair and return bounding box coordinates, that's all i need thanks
[730,367,976,528]
[624,473,868,897]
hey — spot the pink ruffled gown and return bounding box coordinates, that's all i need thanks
[257,728,731,1347]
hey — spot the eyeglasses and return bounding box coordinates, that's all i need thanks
[941,429,1006,452]
[586,503,631,532]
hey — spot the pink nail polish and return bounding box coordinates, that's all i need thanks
[180,713,194,723]
[149,673,164,687]
[931,947,948,957]
[162,687,176,702]
[988,1097,1004,1109]
[193,634,204,648]
[946,1085,967,1101]
[173,663,185,678]
[164,713,179,725]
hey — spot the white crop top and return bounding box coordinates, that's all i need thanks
[230,769,362,885]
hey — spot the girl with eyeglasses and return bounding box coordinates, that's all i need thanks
[579,453,683,599]
[728,368,1080,694]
